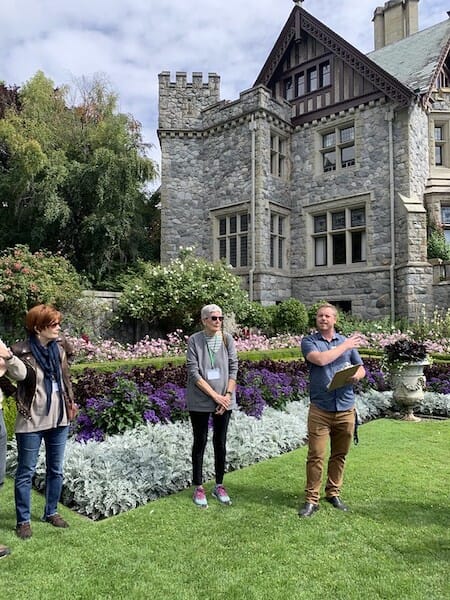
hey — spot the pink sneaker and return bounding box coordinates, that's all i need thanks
[193,486,208,508]
[212,484,232,505]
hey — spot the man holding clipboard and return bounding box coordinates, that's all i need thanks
[299,302,366,518]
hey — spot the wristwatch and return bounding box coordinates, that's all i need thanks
[226,390,233,396]
[5,351,13,360]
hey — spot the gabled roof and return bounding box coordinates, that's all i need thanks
[368,18,450,100]
[254,5,413,107]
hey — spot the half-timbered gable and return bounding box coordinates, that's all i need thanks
[255,6,412,125]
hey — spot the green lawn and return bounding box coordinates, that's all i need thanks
[1,419,449,600]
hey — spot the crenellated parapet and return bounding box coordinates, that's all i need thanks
[158,71,221,130]
[158,80,292,139]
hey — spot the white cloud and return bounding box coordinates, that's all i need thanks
[0,0,446,172]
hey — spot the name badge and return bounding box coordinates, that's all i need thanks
[207,368,220,380]
[52,381,60,393]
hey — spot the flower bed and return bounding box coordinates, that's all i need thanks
[66,331,450,363]
[69,357,450,443]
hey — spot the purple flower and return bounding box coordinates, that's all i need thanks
[237,384,266,418]
[143,409,160,424]
[75,427,105,443]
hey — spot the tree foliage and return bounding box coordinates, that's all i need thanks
[238,301,276,333]
[0,82,21,119]
[0,72,158,286]
[118,248,250,333]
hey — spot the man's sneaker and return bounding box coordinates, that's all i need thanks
[193,486,208,508]
[0,544,11,558]
[16,523,32,539]
[45,513,69,528]
[212,484,232,505]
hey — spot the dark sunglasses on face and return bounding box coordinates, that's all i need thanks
[48,322,61,328]
[209,316,224,321]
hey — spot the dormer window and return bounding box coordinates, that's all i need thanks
[296,73,305,96]
[282,58,331,101]
[320,62,331,87]
[284,78,293,101]
[307,67,318,92]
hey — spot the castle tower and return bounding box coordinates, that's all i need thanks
[158,71,220,130]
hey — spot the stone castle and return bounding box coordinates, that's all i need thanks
[158,0,450,321]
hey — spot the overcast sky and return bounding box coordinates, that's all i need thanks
[1,0,447,179]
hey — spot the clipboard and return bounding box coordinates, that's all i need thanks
[327,364,359,391]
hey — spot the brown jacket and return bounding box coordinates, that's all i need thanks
[11,336,75,421]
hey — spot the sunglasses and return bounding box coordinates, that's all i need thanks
[209,316,224,322]
[48,322,61,328]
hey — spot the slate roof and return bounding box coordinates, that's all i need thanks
[367,18,450,94]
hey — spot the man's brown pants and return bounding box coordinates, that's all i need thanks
[304,404,355,504]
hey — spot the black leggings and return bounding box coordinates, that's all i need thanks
[189,410,231,486]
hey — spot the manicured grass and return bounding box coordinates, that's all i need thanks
[1,419,448,599]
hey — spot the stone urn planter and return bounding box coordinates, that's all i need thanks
[383,339,429,422]
[390,360,428,421]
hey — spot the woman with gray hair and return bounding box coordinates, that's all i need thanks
[186,304,238,508]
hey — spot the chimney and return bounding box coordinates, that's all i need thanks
[373,0,419,50]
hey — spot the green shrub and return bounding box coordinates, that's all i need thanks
[427,228,450,261]
[0,244,82,341]
[3,395,17,440]
[334,311,368,336]
[118,248,249,334]
[238,301,275,334]
[85,378,150,437]
[272,298,308,334]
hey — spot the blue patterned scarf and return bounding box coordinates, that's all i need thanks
[29,335,64,422]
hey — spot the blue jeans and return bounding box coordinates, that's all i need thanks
[15,426,69,525]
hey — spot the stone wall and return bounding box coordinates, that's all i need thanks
[292,268,392,320]
[433,279,450,311]
[288,100,400,318]
[76,291,163,343]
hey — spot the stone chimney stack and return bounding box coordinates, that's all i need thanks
[373,0,419,50]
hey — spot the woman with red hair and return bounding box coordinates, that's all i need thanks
[11,304,77,539]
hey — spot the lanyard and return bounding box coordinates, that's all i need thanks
[207,345,216,368]
[205,334,221,367]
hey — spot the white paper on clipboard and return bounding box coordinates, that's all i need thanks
[327,364,359,391]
